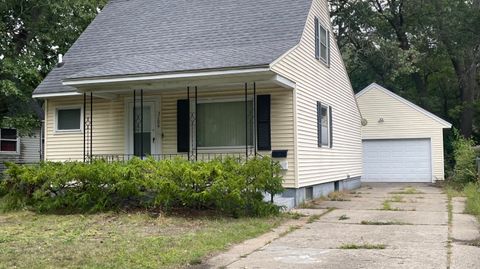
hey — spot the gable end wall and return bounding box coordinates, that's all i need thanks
[357,86,448,180]
[271,0,363,187]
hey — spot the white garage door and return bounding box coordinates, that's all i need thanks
[362,139,432,182]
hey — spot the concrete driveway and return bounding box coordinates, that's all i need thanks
[223,183,480,269]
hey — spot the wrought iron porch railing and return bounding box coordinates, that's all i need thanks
[91,152,258,163]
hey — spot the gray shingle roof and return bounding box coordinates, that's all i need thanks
[34,0,312,95]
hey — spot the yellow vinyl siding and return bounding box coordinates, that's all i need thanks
[44,88,296,187]
[45,96,125,161]
[357,86,447,180]
[271,0,363,187]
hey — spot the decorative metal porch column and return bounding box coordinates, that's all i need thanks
[245,83,248,159]
[187,86,190,161]
[133,89,145,159]
[133,90,136,158]
[83,92,93,162]
[244,82,258,160]
[195,86,198,161]
[253,82,257,156]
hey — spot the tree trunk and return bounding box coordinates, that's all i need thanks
[451,51,477,138]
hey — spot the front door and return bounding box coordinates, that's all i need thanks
[128,102,156,157]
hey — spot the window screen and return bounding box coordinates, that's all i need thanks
[196,101,253,148]
[57,108,81,130]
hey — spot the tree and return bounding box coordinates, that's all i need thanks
[330,0,480,139]
[429,0,480,138]
[0,0,108,135]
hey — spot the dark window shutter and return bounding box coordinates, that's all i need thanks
[317,101,322,147]
[315,17,319,60]
[327,31,331,66]
[257,95,271,151]
[177,99,190,153]
[329,106,333,148]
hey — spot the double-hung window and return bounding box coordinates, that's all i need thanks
[0,128,19,153]
[317,102,333,148]
[56,107,82,132]
[315,17,330,65]
[196,99,253,149]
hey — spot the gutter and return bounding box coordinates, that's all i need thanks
[63,66,272,87]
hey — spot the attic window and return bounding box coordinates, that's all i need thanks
[315,17,330,65]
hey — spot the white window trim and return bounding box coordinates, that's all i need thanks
[55,105,84,134]
[319,103,330,148]
[193,96,255,152]
[0,128,20,155]
[317,21,330,66]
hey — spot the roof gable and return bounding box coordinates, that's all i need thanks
[34,0,312,95]
[356,83,452,128]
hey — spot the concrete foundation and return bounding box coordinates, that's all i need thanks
[282,176,361,206]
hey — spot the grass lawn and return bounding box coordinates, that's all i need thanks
[0,210,286,268]
[464,183,480,221]
[445,183,480,222]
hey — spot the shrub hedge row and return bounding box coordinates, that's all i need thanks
[0,156,284,216]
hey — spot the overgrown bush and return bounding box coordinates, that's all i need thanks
[451,129,478,185]
[0,156,284,216]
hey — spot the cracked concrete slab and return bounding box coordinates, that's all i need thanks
[452,197,466,214]
[311,200,383,210]
[318,209,447,225]
[273,223,447,249]
[387,201,447,212]
[204,183,478,269]
[228,245,447,269]
[452,213,480,241]
[451,243,480,269]
[291,208,328,216]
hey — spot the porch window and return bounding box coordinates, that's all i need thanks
[56,107,81,131]
[197,100,253,148]
[0,128,18,153]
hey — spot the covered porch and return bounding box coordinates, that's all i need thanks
[58,69,296,167]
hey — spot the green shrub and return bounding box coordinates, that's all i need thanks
[451,129,478,185]
[0,156,284,216]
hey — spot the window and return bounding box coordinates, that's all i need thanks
[56,107,82,132]
[315,17,330,64]
[0,128,18,153]
[317,102,332,147]
[196,100,253,148]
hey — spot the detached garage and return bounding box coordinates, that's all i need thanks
[356,83,452,183]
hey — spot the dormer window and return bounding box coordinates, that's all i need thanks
[315,17,330,65]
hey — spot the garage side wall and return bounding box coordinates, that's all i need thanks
[357,87,447,181]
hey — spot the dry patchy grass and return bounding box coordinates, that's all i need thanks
[0,210,285,268]
[327,191,351,201]
[360,220,412,225]
[339,243,387,249]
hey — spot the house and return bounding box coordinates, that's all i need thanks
[32,0,362,205]
[356,83,452,183]
[0,103,44,172]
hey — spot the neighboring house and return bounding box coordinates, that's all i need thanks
[0,102,44,173]
[356,83,452,183]
[32,0,362,205]
[0,128,42,169]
